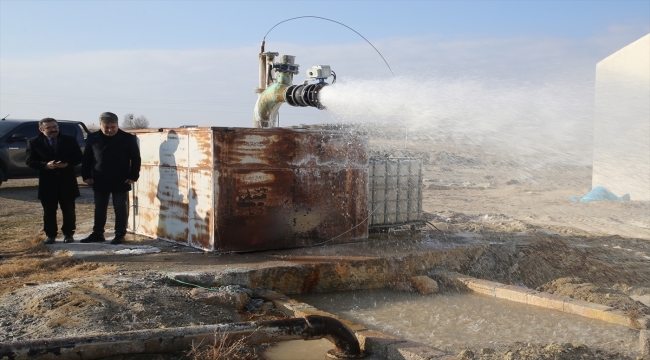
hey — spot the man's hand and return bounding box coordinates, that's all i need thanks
[125,179,136,185]
[46,161,69,169]
[84,178,94,185]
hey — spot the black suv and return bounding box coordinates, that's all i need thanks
[0,119,90,186]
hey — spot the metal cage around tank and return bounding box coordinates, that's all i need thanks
[368,157,423,229]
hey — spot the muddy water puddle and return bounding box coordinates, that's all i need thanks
[263,338,334,360]
[264,290,638,359]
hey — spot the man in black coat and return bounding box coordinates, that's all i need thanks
[81,112,141,245]
[26,118,83,244]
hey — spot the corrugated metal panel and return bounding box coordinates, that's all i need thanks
[129,127,368,252]
[368,157,423,227]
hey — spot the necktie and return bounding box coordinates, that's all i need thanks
[51,138,56,152]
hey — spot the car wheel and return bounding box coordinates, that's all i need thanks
[0,167,4,187]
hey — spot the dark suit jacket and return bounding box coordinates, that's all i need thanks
[26,133,82,200]
[82,129,141,192]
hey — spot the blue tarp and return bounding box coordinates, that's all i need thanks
[569,186,630,202]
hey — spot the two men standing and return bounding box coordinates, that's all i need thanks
[26,112,141,245]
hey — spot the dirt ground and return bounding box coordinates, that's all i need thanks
[1,137,649,359]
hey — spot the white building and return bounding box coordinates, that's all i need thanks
[593,34,650,201]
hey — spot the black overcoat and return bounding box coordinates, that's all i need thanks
[25,133,82,200]
[82,129,141,192]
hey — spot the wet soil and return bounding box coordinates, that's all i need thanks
[453,343,639,360]
[462,233,650,316]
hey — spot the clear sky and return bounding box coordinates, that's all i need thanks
[1,0,648,128]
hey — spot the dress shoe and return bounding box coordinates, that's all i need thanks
[110,235,125,245]
[63,235,74,243]
[43,237,56,244]
[79,233,105,243]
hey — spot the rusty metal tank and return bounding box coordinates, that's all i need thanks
[128,126,368,252]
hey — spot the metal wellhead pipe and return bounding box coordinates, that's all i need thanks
[253,53,296,128]
[0,315,365,359]
[252,44,334,128]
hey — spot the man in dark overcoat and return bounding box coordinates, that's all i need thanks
[26,118,83,244]
[81,112,141,245]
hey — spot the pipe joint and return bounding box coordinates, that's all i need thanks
[304,315,364,359]
[285,83,328,109]
[272,63,300,74]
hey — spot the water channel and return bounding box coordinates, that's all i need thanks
[264,289,638,359]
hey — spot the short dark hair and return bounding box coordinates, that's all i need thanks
[99,112,119,124]
[39,118,57,128]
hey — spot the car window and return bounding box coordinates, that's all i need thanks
[59,123,76,137]
[0,122,18,138]
[12,123,40,140]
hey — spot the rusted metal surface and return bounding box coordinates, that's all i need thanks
[130,128,214,250]
[368,157,423,227]
[0,316,363,359]
[130,127,368,252]
[215,127,368,252]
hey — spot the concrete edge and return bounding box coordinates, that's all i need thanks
[641,329,649,356]
[260,290,454,359]
[435,272,649,330]
[164,243,487,296]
